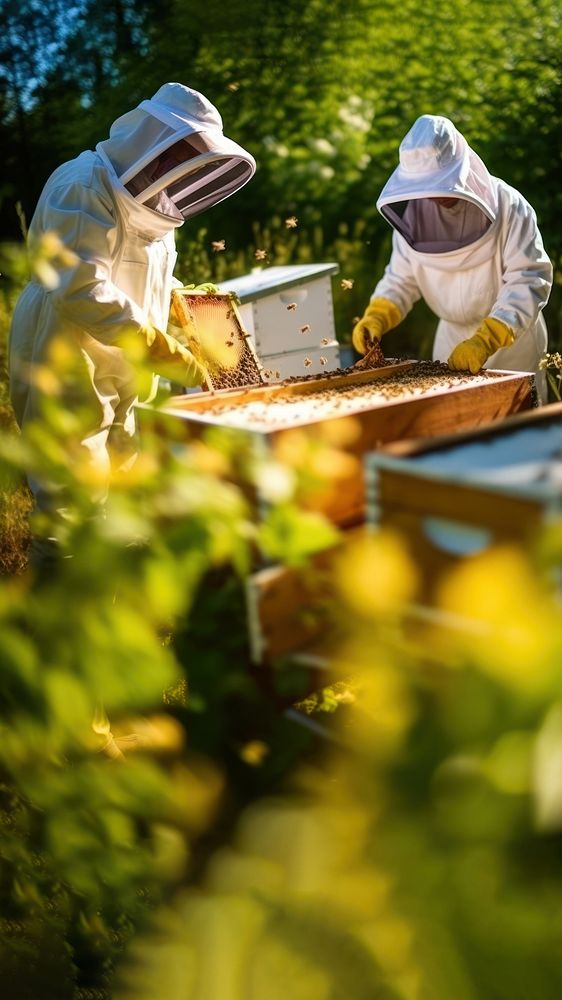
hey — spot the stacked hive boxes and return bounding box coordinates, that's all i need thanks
[218,263,341,379]
[366,402,562,596]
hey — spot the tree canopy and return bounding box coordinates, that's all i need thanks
[1,0,561,265]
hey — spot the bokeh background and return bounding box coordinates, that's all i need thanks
[1,0,561,349]
[2,3,562,999]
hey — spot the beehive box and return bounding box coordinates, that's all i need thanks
[162,361,536,527]
[366,400,562,595]
[218,263,340,377]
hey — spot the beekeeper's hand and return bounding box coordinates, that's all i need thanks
[447,317,515,374]
[142,324,207,387]
[352,297,403,355]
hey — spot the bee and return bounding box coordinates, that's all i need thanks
[211,239,226,252]
[285,216,298,229]
[320,337,330,345]
[227,82,240,91]
[286,302,297,311]
[320,356,328,365]
[303,357,312,367]
[341,278,354,290]
[225,340,234,347]
[299,324,311,334]
[254,248,268,260]
[274,370,281,379]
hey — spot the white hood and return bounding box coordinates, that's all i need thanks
[376,115,498,253]
[97,83,256,221]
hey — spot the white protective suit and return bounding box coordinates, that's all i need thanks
[9,83,256,507]
[373,115,552,389]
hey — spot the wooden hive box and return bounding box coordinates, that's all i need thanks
[365,401,562,599]
[160,362,536,528]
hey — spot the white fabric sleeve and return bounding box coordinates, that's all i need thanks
[490,195,553,336]
[38,182,147,341]
[372,232,422,317]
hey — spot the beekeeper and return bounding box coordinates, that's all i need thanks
[352,115,552,400]
[9,83,255,560]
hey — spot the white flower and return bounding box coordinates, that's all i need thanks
[310,137,336,156]
[256,462,296,503]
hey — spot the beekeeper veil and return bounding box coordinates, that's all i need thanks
[98,83,256,221]
[376,115,499,253]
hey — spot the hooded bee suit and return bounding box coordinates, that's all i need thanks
[358,115,552,399]
[9,83,256,510]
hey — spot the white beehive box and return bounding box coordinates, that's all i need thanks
[218,263,340,377]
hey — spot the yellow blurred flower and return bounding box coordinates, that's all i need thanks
[437,545,560,694]
[239,740,270,766]
[336,530,419,618]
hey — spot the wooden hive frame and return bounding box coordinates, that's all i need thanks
[170,288,266,390]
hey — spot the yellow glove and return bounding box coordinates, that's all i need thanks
[352,298,403,355]
[447,318,515,374]
[142,325,207,387]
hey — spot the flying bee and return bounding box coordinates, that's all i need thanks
[286,302,297,311]
[299,324,311,334]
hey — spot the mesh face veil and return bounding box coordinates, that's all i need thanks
[123,131,254,220]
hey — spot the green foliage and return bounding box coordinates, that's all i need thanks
[0,239,344,994]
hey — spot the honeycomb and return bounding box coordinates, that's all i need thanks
[170,290,265,390]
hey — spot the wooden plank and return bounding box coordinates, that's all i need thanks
[246,527,366,662]
[157,369,535,528]
[376,467,545,535]
[383,386,560,460]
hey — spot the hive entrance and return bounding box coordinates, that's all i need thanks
[171,290,265,391]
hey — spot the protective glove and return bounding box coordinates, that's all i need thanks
[352,297,403,354]
[142,324,207,387]
[447,317,515,374]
